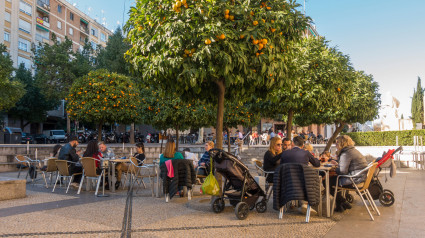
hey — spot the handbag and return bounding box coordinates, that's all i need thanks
[201,157,220,196]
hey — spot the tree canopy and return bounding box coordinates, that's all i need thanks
[125,0,310,147]
[411,77,423,124]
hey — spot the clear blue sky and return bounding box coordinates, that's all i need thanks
[70,0,425,118]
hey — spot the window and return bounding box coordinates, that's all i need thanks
[69,27,73,35]
[5,11,11,22]
[4,32,10,42]
[69,12,74,21]
[19,0,32,16]
[57,5,62,13]
[18,38,30,52]
[100,33,106,42]
[57,37,61,43]
[17,56,31,69]
[57,21,61,29]
[91,28,97,37]
[19,19,31,34]
[3,51,9,56]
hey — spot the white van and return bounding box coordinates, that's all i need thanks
[43,130,66,143]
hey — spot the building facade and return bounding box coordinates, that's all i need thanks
[1,0,112,71]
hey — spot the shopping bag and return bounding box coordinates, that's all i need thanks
[201,157,220,196]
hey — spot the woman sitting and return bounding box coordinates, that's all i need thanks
[159,140,184,166]
[330,135,368,212]
[263,137,283,183]
[83,140,102,169]
[197,141,214,176]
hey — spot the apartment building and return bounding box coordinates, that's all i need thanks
[1,0,113,70]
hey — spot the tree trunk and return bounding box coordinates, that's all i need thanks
[227,127,231,153]
[97,122,103,142]
[286,109,294,140]
[324,122,346,152]
[130,123,135,144]
[215,79,225,149]
[197,127,204,144]
[66,114,71,135]
[175,125,180,151]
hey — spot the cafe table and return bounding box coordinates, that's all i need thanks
[312,163,335,218]
[108,158,130,193]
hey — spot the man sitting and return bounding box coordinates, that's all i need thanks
[280,136,321,214]
[58,135,82,188]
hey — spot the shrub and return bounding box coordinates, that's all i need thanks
[344,130,425,146]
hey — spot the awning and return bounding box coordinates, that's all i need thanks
[80,18,89,25]
[36,6,49,15]
[36,24,49,32]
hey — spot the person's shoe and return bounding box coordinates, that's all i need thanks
[71,182,80,189]
[334,204,345,212]
[342,201,352,210]
[299,204,317,216]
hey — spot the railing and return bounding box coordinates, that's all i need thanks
[36,17,50,28]
[80,26,89,35]
[37,0,50,11]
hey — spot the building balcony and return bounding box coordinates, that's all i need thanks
[80,26,89,35]
[36,17,50,28]
[37,0,50,11]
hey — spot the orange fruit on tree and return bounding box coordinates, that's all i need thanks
[219,34,225,40]
[138,26,143,31]
[258,43,264,50]
[253,21,258,26]
[261,19,265,23]
[271,20,275,23]
[191,48,196,53]
[205,39,211,45]
[240,35,245,39]
[184,49,190,54]
[224,9,230,15]
[250,11,254,16]
[229,15,234,21]
[182,0,186,4]
[188,53,192,57]
[337,88,341,92]
[253,39,259,45]
[262,39,268,44]
[271,28,276,32]
[256,52,260,57]
[225,14,229,19]
[176,1,182,7]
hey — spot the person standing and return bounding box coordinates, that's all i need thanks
[58,135,82,187]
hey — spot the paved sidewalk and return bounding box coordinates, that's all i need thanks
[325,168,425,238]
[0,168,424,237]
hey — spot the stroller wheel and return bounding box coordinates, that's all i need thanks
[212,198,225,213]
[379,191,395,207]
[255,200,267,213]
[346,193,354,204]
[235,202,249,220]
[383,189,394,196]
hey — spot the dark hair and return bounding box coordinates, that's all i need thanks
[83,140,99,157]
[68,135,78,142]
[183,148,190,152]
[283,138,291,143]
[53,144,62,157]
[293,136,304,147]
[136,142,144,153]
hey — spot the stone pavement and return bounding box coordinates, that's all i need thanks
[0,168,424,238]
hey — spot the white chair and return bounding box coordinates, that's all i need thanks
[129,157,156,197]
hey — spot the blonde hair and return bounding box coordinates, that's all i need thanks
[304,143,313,152]
[206,141,214,148]
[269,137,282,155]
[335,135,355,150]
[164,141,176,158]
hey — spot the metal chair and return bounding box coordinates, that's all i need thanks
[41,157,58,188]
[52,160,82,193]
[15,155,30,178]
[129,157,156,196]
[78,157,103,196]
[331,162,380,221]
[251,159,274,200]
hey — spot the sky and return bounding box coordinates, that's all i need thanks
[69,0,425,118]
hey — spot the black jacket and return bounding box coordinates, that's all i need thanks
[273,163,320,210]
[58,143,80,173]
[263,150,281,183]
[160,159,196,199]
[280,147,320,167]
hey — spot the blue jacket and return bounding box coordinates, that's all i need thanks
[198,151,210,166]
[280,147,320,167]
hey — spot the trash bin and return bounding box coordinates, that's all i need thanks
[4,127,22,144]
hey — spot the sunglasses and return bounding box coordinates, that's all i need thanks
[276,144,282,146]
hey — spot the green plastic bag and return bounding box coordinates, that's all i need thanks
[201,157,220,196]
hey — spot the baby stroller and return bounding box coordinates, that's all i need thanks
[366,146,402,207]
[209,149,269,220]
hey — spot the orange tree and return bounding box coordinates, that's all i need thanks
[255,37,354,139]
[296,70,380,151]
[138,87,212,149]
[125,0,309,148]
[66,69,140,140]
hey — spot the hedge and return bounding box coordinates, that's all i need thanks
[344,130,425,146]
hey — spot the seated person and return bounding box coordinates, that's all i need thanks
[58,135,82,187]
[115,143,146,189]
[280,136,320,167]
[183,148,199,168]
[83,140,102,169]
[282,138,292,151]
[197,141,214,176]
[99,141,115,160]
[263,137,283,183]
[159,140,184,166]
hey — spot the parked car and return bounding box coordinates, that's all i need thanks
[43,130,66,143]
[34,134,48,144]
[21,132,34,144]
